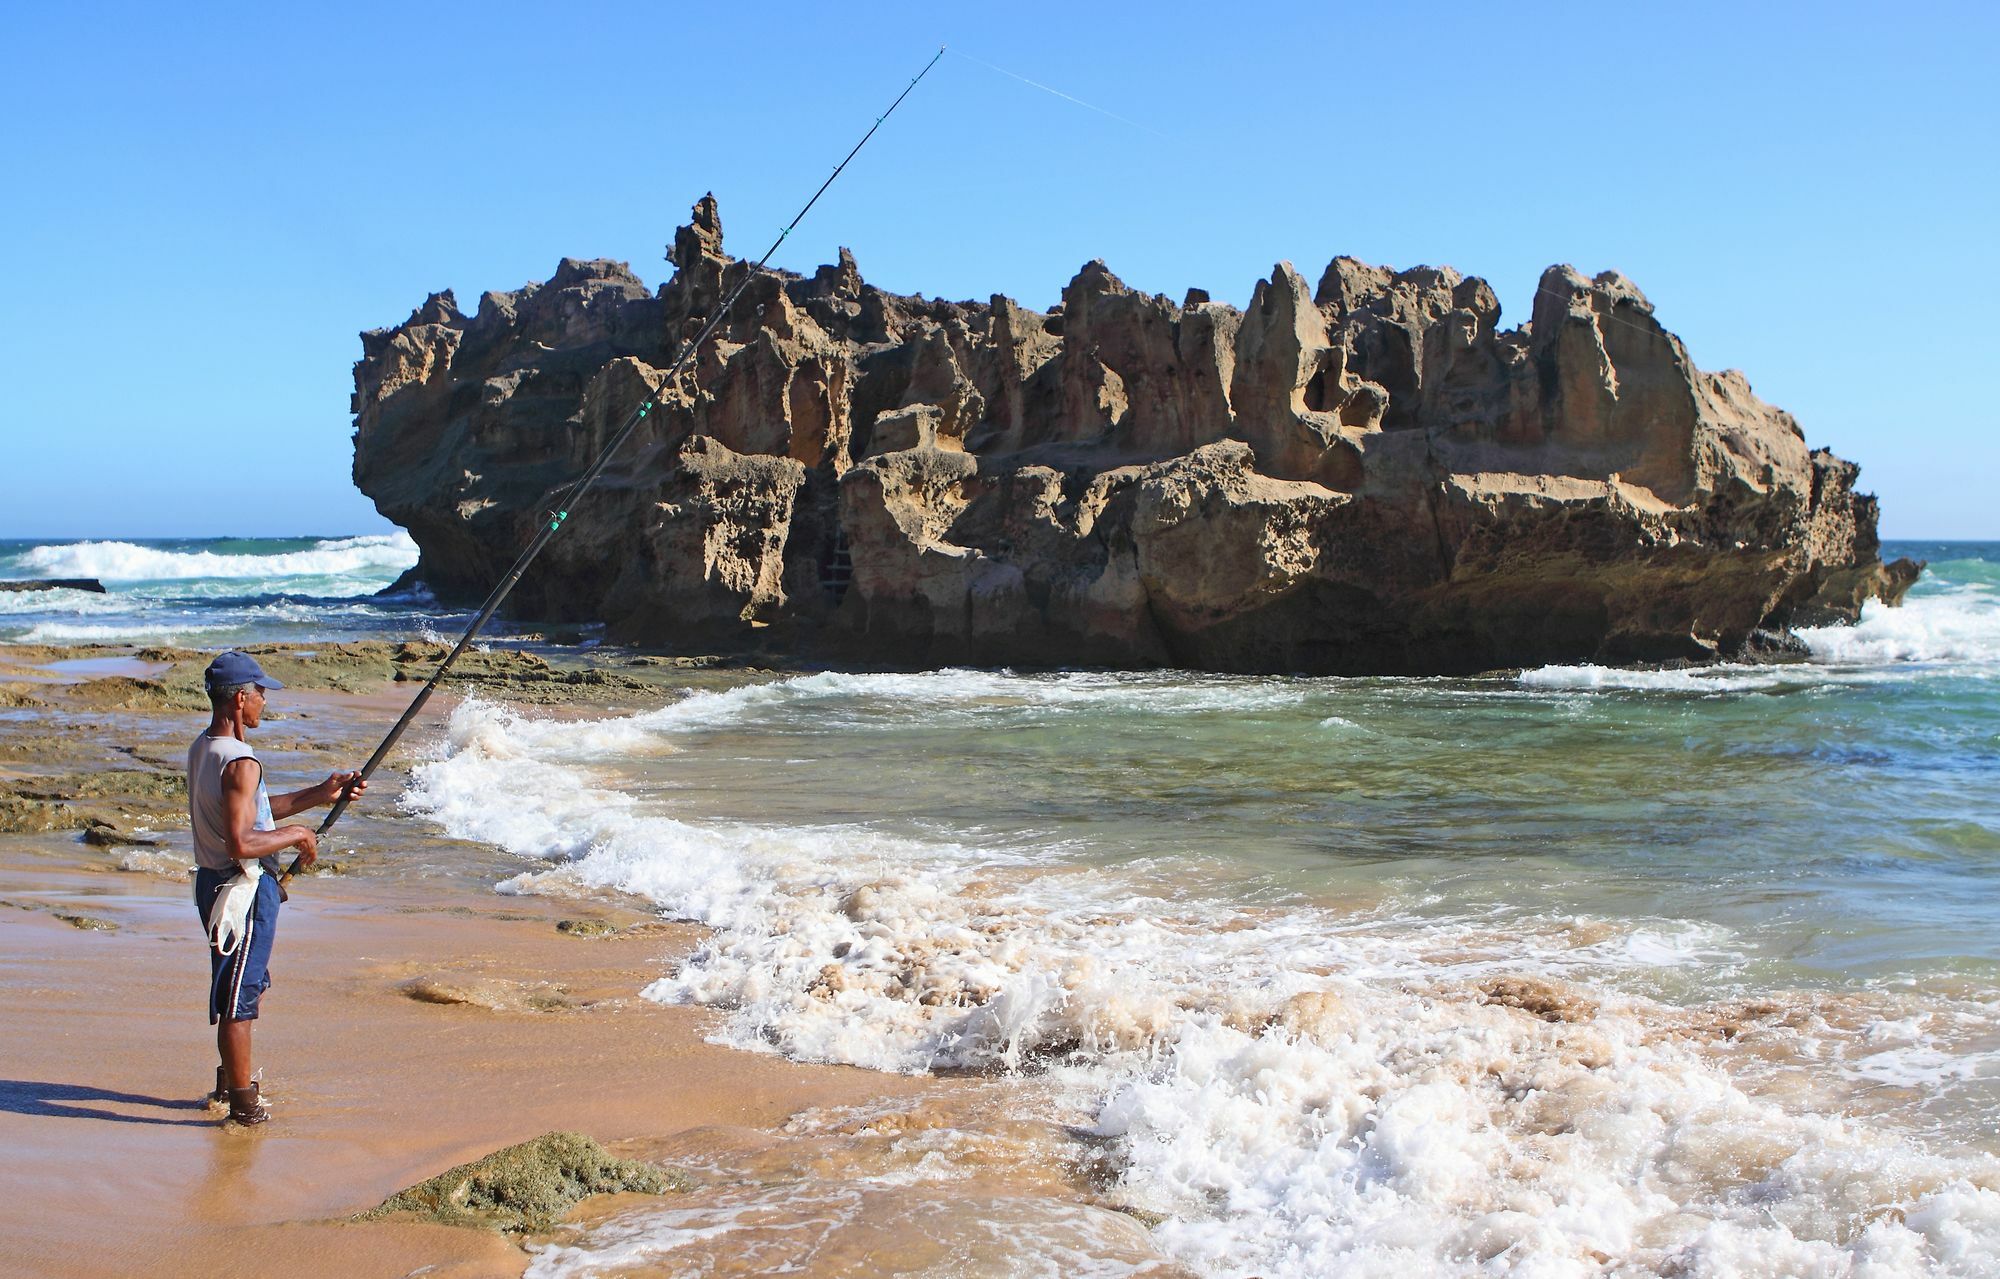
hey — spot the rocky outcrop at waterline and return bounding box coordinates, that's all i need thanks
[0,579,104,593]
[352,196,1917,674]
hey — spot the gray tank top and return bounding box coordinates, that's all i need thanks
[187,733,277,873]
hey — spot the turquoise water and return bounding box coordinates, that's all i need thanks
[10,532,1991,996]
[573,544,1999,987]
[396,543,2000,1276]
[0,532,431,644]
[629,657,2000,992]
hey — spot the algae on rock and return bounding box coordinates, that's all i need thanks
[361,1131,688,1233]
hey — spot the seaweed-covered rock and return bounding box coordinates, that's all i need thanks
[362,1131,687,1232]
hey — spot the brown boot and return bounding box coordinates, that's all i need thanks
[210,1066,228,1106]
[226,1083,270,1126]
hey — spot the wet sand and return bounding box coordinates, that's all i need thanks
[0,841,971,1278]
[0,644,953,1278]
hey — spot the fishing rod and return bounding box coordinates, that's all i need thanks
[282,45,947,885]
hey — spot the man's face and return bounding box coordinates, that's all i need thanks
[237,684,267,728]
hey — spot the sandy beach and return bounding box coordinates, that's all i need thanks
[0,643,1177,1279]
[0,843,919,1278]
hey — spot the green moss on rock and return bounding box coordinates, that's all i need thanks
[0,796,76,833]
[53,912,117,932]
[361,1131,687,1232]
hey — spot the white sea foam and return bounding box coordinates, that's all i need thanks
[525,1182,1169,1279]
[0,587,130,617]
[430,670,1313,764]
[12,532,417,587]
[1520,663,1794,693]
[406,690,2000,1277]
[1798,588,2000,666]
[239,599,398,623]
[0,587,410,644]
[677,668,1312,719]
[1523,588,2000,694]
[11,620,236,642]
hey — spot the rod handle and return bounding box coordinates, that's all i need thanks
[279,777,362,885]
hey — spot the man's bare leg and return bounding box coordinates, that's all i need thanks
[218,1017,253,1090]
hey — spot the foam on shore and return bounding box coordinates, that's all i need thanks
[406,686,2000,1277]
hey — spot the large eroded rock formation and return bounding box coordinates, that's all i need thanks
[353,197,1915,673]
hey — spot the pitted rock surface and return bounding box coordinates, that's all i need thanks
[352,196,1916,674]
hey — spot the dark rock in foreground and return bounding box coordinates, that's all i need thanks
[352,197,1917,674]
[0,579,105,593]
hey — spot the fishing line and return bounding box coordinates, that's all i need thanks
[950,48,1173,139]
[1530,280,1676,344]
[287,41,1671,885]
[284,44,948,880]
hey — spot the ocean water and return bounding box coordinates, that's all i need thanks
[388,542,2000,1277]
[13,534,2000,1274]
[0,533,428,644]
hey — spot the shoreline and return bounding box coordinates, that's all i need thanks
[0,641,1176,1278]
[9,628,2000,1274]
[1,833,942,1277]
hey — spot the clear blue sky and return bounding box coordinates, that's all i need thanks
[2,2,1992,539]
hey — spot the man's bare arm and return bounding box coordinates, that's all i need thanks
[269,771,367,820]
[221,758,317,864]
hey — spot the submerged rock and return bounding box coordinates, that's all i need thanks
[398,974,576,1013]
[81,820,159,848]
[352,199,1917,674]
[52,912,116,932]
[362,1131,686,1232]
[0,684,44,709]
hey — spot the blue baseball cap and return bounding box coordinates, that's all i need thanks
[203,650,284,693]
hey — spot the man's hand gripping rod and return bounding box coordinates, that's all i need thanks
[280,46,946,886]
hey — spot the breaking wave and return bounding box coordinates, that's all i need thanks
[443,669,1315,762]
[0,587,129,617]
[11,620,238,643]
[1,534,427,644]
[1524,581,2000,693]
[1520,663,1797,694]
[1797,587,2000,667]
[12,532,417,588]
[406,691,2000,1276]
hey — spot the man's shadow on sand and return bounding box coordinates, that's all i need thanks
[0,1080,214,1127]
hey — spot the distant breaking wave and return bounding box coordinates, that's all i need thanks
[0,586,129,617]
[13,533,418,585]
[1524,580,2000,692]
[12,620,238,643]
[1796,586,2000,666]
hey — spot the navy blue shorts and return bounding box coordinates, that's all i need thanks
[194,868,280,1023]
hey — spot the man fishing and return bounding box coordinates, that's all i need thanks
[167,48,943,1132]
[189,650,364,1126]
